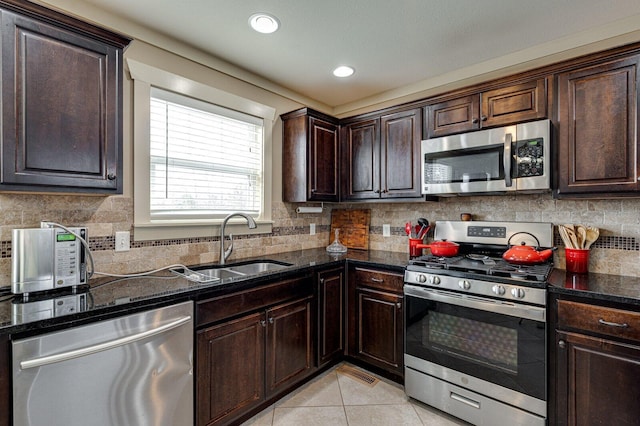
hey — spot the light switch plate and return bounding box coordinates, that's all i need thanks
[310,223,316,235]
[115,231,130,252]
[383,224,391,237]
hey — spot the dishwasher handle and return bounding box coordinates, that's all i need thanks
[20,315,192,370]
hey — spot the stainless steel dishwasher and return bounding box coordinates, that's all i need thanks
[12,301,194,426]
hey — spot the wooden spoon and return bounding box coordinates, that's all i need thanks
[558,225,573,248]
[577,225,587,249]
[585,227,600,249]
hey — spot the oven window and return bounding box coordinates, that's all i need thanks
[406,294,545,401]
[425,147,503,184]
[429,311,518,374]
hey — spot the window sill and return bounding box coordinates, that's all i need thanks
[133,220,273,242]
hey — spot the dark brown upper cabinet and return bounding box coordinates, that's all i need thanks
[341,107,422,200]
[282,108,340,202]
[426,78,547,138]
[0,0,130,193]
[556,54,640,197]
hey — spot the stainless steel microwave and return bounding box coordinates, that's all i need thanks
[421,119,551,196]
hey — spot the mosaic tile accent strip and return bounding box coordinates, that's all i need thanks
[0,225,637,259]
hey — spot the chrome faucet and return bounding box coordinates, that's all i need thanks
[219,212,257,265]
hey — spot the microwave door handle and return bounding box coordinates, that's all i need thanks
[504,133,513,187]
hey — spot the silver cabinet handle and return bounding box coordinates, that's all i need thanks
[260,320,267,327]
[268,317,274,324]
[396,302,402,309]
[598,318,629,328]
[371,277,384,283]
[20,315,192,370]
[558,340,566,349]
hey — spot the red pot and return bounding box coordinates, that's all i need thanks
[416,239,460,257]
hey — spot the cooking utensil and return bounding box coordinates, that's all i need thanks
[576,225,587,249]
[405,222,412,237]
[558,225,573,248]
[415,239,460,257]
[502,232,555,265]
[585,226,600,249]
[417,218,430,239]
[563,224,580,249]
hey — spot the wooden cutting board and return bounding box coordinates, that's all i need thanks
[330,209,370,250]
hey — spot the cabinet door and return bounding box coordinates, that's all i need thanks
[556,330,640,426]
[481,78,547,127]
[265,297,313,397]
[557,56,640,195]
[0,10,124,193]
[426,94,480,138]
[196,312,265,426]
[341,118,381,199]
[356,287,403,376]
[317,268,344,366]
[0,334,9,426]
[380,108,422,198]
[308,117,339,201]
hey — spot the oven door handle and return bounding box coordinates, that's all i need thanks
[404,285,545,322]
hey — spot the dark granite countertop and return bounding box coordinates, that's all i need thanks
[3,246,640,336]
[547,269,640,307]
[0,248,409,336]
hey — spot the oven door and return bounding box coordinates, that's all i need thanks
[421,125,516,195]
[404,285,546,403]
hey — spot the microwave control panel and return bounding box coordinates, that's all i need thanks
[514,138,544,177]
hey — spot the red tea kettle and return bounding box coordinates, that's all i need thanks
[502,232,555,265]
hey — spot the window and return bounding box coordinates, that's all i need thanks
[128,59,275,241]
[149,88,263,220]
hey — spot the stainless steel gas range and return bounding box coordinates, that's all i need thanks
[404,220,553,426]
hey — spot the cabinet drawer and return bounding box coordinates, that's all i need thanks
[353,267,403,293]
[196,275,312,327]
[557,300,640,342]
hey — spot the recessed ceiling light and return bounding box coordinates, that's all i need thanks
[333,66,355,78]
[249,13,280,34]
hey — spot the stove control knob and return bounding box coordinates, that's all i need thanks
[428,276,441,285]
[458,280,471,290]
[511,288,526,299]
[492,285,505,296]
[417,274,427,283]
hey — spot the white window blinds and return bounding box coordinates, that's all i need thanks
[149,87,263,220]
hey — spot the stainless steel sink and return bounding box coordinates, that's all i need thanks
[172,260,293,283]
[227,261,291,275]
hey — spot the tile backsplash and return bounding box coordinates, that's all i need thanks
[1,192,639,286]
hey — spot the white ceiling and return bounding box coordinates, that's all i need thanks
[73,0,640,110]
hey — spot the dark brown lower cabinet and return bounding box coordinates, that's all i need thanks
[196,296,313,426]
[1,333,9,426]
[347,266,404,380]
[197,312,265,426]
[552,296,640,426]
[317,267,345,367]
[555,331,640,426]
[356,287,403,376]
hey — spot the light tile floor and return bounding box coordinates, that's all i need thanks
[241,363,471,426]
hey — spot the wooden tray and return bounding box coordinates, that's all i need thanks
[330,209,370,250]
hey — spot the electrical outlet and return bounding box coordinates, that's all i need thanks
[383,224,391,237]
[115,231,130,252]
[310,223,316,235]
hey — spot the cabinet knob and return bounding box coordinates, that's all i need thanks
[107,173,116,180]
[319,278,325,284]
[481,115,487,122]
[558,340,565,348]
[268,317,274,324]
[375,189,381,194]
[396,302,402,309]
[260,320,266,327]
[472,118,479,124]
